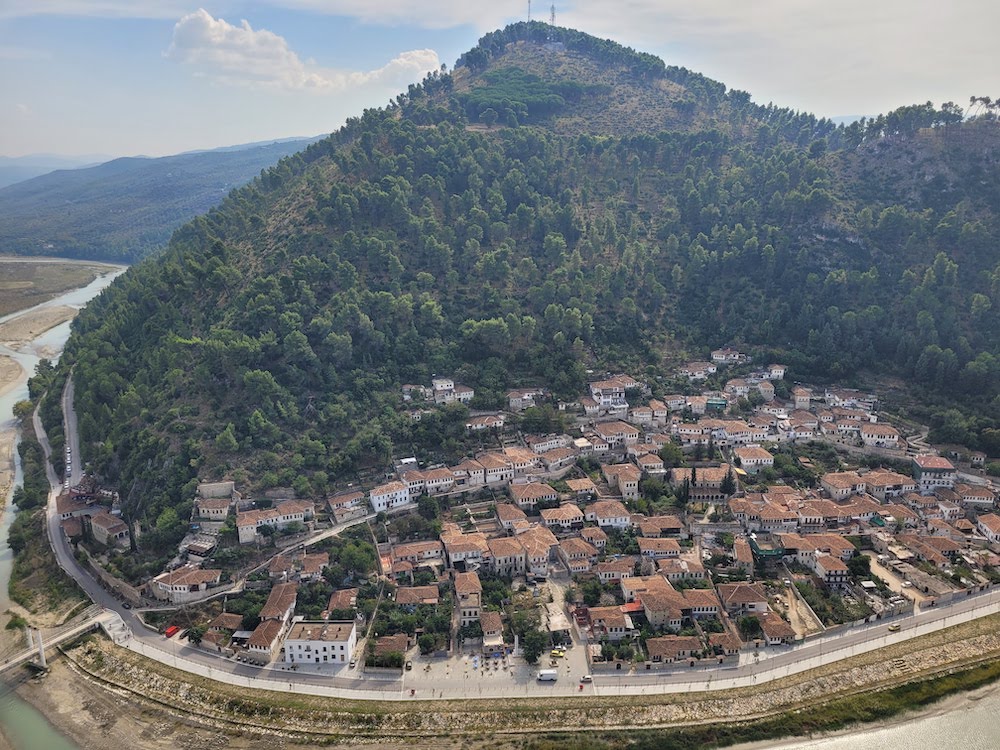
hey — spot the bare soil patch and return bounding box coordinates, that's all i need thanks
[0,306,77,344]
[0,357,24,399]
[0,259,114,317]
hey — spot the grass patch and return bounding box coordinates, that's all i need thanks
[8,508,86,615]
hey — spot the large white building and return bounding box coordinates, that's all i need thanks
[283,620,357,665]
[913,455,957,495]
[369,480,411,512]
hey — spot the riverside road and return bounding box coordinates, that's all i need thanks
[29,375,1000,701]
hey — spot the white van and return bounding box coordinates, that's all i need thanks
[536,669,558,682]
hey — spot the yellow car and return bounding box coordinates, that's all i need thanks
[550,649,565,658]
[887,623,901,632]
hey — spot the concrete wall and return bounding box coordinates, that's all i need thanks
[85,551,143,605]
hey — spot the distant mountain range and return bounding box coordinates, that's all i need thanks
[0,137,322,261]
[0,153,113,189]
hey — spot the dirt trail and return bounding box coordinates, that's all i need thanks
[786,588,823,637]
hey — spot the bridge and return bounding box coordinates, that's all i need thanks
[0,605,128,675]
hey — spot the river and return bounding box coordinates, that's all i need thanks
[0,263,125,750]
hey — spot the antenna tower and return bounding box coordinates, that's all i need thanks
[550,4,556,25]
[528,0,531,21]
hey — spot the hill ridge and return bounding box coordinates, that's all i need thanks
[31,22,1000,579]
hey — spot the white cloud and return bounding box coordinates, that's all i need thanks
[165,8,440,92]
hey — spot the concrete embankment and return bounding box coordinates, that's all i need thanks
[24,613,1000,748]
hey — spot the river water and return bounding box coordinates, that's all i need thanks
[0,264,125,750]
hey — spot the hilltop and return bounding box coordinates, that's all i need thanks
[0,138,320,262]
[39,23,1000,573]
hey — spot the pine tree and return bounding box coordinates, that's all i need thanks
[720,467,737,496]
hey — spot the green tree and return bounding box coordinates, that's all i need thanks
[720,467,737,497]
[659,441,684,468]
[186,625,207,645]
[479,108,499,129]
[215,423,238,452]
[580,579,603,607]
[12,400,33,422]
[737,616,762,640]
[521,628,549,664]
[847,554,871,579]
[418,633,436,654]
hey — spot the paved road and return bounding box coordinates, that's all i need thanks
[63,375,83,487]
[30,376,1000,702]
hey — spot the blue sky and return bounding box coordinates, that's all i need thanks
[1,1,997,157]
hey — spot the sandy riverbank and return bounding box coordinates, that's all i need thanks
[728,680,1000,750]
[0,357,24,400]
[0,306,77,346]
[0,428,14,513]
[0,356,26,517]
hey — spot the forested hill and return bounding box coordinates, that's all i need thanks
[48,23,1000,573]
[0,138,319,262]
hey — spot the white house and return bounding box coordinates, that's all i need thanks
[734,445,774,474]
[235,500,312,545]
[150,565,222,604]
[585,500,631,529]
[369,481,411,512]
[860,423,901,448]
[978,512,1000,544]
[284,620,357,665]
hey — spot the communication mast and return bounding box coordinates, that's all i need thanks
[528,0,531,21]
[550,3,556,25]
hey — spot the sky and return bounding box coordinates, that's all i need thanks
[1,1,997,158]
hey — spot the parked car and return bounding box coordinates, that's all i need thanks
[405,660,413,671]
